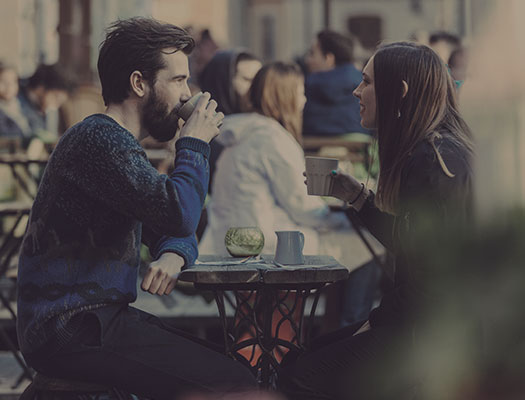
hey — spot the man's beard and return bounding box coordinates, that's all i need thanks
[142,89,180,142]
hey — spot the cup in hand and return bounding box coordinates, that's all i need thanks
[178,91,222,128]
[177,92,205,121]
[305,156,339,196]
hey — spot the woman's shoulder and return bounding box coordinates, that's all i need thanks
[409,133,470,166]
[403,132,472,193]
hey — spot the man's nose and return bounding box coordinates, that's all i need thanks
[180,86,192,102]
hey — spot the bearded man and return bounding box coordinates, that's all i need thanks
[16,17,256,399]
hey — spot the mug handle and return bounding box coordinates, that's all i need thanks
[299,232,305,251]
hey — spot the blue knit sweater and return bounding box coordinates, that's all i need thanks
[16,114,209,354]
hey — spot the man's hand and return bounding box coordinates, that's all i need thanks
[179,92,224,143]
[141,252,185,296]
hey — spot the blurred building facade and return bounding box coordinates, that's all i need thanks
[1,0,496,81]
[232,0,495,62]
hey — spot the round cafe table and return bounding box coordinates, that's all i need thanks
[178,254,349,389]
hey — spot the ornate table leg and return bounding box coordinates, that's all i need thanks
[210,284,325,389]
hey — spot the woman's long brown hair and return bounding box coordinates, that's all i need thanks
[248,62,304,143]
[373,42,474,214]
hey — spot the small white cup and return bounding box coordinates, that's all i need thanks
[305,156,339,196]
[275,231,305,265]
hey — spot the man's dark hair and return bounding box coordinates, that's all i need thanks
[317,30,354,65]
[28,64,71,91]
[97,17,195,106]
[429,31,461,46]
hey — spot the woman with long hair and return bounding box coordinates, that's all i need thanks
[198,50,262,193]
[279,42,474,400]
[199,62,346,255]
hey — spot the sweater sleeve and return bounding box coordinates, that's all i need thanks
[141,224,198,267]
[60,124,210,238]
[350,191,396,251]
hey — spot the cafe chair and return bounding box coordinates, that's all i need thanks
[19,372,145,400]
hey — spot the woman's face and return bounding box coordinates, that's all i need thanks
[353,56,376,129]
[0,69,19,101]
[296,82,307,113]
[232,59,262,98]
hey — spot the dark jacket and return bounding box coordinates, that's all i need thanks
[17,85,46,134]
[349,134,473,328]
[0,108,27,140]
[303,63,371,136]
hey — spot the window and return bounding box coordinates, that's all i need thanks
[261,15,276,60]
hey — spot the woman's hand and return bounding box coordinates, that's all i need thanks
[329,169,363,203]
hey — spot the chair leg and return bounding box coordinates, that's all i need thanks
[0,326,34,385]
[18,380,36,400]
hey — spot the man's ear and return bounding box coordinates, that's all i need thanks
[401,80,409,98]
[130,70,147,98]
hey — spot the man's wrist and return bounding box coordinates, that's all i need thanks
[175,137,210,159]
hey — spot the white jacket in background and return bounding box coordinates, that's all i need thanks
[199,113,348,256]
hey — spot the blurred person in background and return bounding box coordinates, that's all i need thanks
[188,28,219,92]
[0,61,33,143]
[198,49,262,193]
[279,42,474,400]
[448,46,469,89]
[18,63,72,142]
[303,30,370,137]
[428,30,461,65]
[199,61,348,256]
[303,30,381,327]
[0,61,31,202]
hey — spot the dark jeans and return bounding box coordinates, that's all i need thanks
[279,322,417,400]
[24,304,257,400]
[340,260,382,327]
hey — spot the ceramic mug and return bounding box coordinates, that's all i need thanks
[177,91,221,127]
[305,156,339,196]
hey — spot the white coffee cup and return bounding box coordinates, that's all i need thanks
[305,156,339,196]
[177,92,205,121]
[178,91,222,128]
[274,231,305,265]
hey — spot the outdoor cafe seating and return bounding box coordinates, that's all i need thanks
[1,127,385,396]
